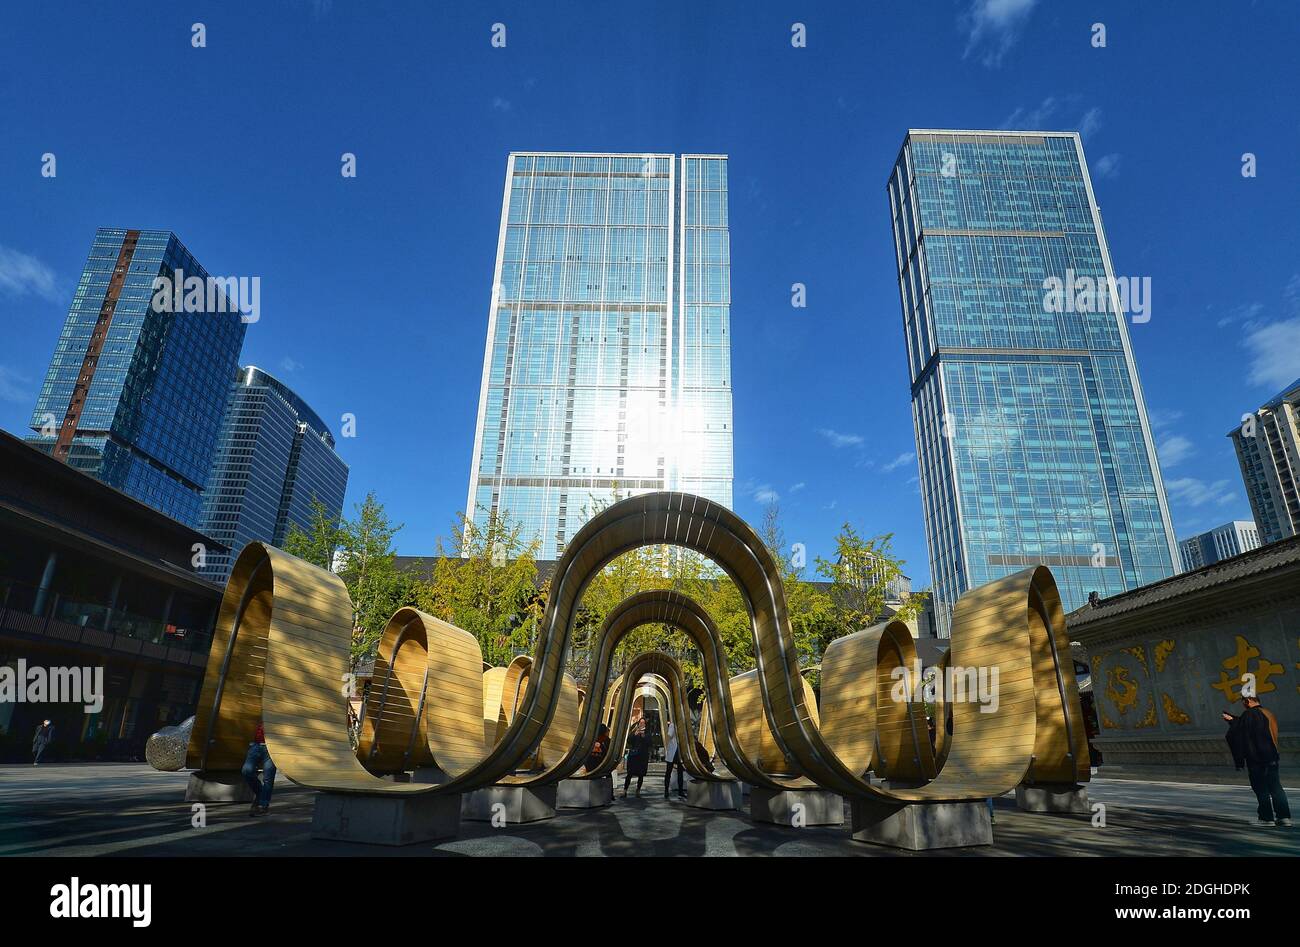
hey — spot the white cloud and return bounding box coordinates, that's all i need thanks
[1094,153,1121,179]
[492,96,512,112]
[280,356,303,373]
[1002,96,1060,129]
[1285,273,1300,313]
[1157,434,1195,467]
[1166,477,1236,508]
[960,0,1039,67]
[753,485,779,504]
[789,482,806,493]
[1146,408,1183,432]
[0,365,31,403]
[1077,107,1103,141]
[1242,318,1300,390]
[882,451,916,472]
[1217,301,1263,329]
[0,246,59,301]
[817,428,863,449]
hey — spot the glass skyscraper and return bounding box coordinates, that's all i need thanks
[27,228,246,529]
[199,366,349,581]
[467,153,733,559]
[887,130,1178,634]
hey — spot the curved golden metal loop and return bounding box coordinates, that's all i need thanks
[187,544,432,794]
[819,620,937,783]
[356,610,434,774]
[588,651,710,781]
[526,589,772,788]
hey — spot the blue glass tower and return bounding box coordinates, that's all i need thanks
[27,228,247,529]
[467,153,733,558]
[887,131,1178,635]
[199,366,349,580]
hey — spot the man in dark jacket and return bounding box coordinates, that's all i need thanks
[32,719,54,765]
[1224,694,1292,826]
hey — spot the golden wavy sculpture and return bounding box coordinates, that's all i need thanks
[188,492,1088,806]
[188,545,434,795]
[524,588,767,787]
[356,609,434,774]
[583,651,712,781]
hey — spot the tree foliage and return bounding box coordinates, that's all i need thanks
[284,492,415,663]
[814,523,928,655]
[414,506,541,667]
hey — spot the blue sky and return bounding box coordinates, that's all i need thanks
[1,1,1298,586]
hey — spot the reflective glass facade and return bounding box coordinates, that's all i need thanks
[27,229,246,528]
[1229,377,1300,544]
[199,367,349,580]
[467,153,733,558]
[887,131,1177,634]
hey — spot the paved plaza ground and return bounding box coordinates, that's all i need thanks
[1,763,1296,857]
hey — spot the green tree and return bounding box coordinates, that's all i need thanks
[415,506,541,667]
[283,497,344,569]
[340,493,413,660]
[756,504,836,682]
[287,492,414,663]
[814,524,927,657]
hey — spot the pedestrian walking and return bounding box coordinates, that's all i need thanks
[1224,693,1292,827]
[621,716,650,798]
[663,719,686,799]
[32,719,54,765]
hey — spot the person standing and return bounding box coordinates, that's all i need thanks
[241,719,277,816]
[585,723,611,773]
[663,719,686,799]
[621,717,650,798]
[1224,693,1292,827]
[32,719,54,765]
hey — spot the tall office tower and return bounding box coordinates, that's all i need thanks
[466,153,733,559]
[1178,520,1261,572]
[886,131,1178,635]
[27,229,246,529]
[1229,377,1300,544]
[199,366,349,580]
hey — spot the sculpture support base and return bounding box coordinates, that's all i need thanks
[557,777,613,809]
[749,786,844,826]
[311,792,461,846]
[185,771,253,803]
[462,784,558,823]
[1015,783,1091,814]
[686,778,743,811]
[850,799,992,850]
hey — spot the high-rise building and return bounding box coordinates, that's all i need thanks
[199,366,349,580]
[27,228,247,529]
[1229,377,1300,544]
[886,130,1178,635]
[466,153,733,559]
[1178,520,1261,571]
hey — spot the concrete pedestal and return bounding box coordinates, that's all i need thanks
[185,771,253,803]
[311,792,461,846]
[850,799,992,851]
[685,778,743,811]
[749,786,844,826]
[462,784,558,823]
[1015,783,1091,814]
[557,776,613,809]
